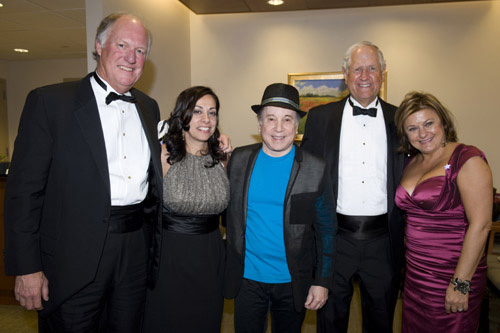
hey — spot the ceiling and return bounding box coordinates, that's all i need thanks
[0,0,86,61]
[179,0,487,14]
[0,0,488,61]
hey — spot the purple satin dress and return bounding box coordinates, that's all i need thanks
[395,144,487,332]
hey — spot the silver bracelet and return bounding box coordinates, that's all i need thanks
[450,278,472,295]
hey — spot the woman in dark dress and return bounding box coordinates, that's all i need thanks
[142,86,229,332]
[394,91,492,332]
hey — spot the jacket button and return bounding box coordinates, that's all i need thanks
[103,218,109,224]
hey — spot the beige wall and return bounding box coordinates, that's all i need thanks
[0,79,8,160]
[0,61,7,159]
[4,0,191,160]
[6,58,87,154]
[190,1,500,185]
[3,1,499,184]
[0,61,6,77]
[87,0,191,119]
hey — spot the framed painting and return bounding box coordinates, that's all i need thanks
[288,71,387,139]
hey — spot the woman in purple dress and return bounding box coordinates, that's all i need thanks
[394,91,492,332]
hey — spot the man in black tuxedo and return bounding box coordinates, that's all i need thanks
[302,41,405,332]
[4,13,162,332]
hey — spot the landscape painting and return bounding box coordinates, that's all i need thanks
[288,71,387,137]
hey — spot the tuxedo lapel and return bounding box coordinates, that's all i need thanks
[73,74,111,195]
[242,145,261,226]
[380,100,399,215]
[284,145,301,208]
[330,98,347,199]
[133,91,162,179]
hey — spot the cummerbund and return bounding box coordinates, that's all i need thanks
[337,213,388,240]
[109,202,144,233]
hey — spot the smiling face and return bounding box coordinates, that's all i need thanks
[404,108,445,155]
[95,16,148,94]
[259,106,298,157]
[184,94,218,152]
[343,45,384,107]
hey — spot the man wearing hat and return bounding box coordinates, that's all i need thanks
[223,83,337,332]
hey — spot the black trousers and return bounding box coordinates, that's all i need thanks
[317,234,398,333]
[38,227,148,333]
[234,278,306,333]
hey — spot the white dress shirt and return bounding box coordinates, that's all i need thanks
[91,74,150,206]
[337,97,387,216]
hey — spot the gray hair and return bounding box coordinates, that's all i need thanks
[342,41,386,74]
[92,13,152,61]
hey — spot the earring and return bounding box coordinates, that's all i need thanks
[407,143,411,157]
[442,140,447,147]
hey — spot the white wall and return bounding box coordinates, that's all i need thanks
[190,1,500,185]
[6,58,87,152]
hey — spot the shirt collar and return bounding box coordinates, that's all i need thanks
[349,96,379,109]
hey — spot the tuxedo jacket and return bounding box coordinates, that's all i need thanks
[301,97,405,273]
[223,144,336,312]
[3,73,163,315]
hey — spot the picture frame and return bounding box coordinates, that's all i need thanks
[288,71,387,138]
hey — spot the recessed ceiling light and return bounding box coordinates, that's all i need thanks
[0,3,4,7]
[14,48,29,53]
[268,0,284,5]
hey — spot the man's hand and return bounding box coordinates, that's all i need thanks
[304,285,328,310]
[14,271,49,310]
[218,134,233,154]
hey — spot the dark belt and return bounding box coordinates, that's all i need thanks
[337,213,388,240]
[108,202,144,233]
[162,211,220,235]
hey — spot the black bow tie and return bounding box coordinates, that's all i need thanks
[93,72,136,105]
[106,92,137,105]
[349,98,377,117]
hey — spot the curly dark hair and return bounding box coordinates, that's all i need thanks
[395,91,458,156]
[162,86,226,167]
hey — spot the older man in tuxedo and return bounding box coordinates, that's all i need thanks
[4,13,163,332]
[302,41,405,332]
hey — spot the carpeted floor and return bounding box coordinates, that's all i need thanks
[221,285,402,333]
[0,303,37,333]
[1,282,499,333]
[0,284,401,333]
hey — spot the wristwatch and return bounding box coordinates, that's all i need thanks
[450,278,472,295]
